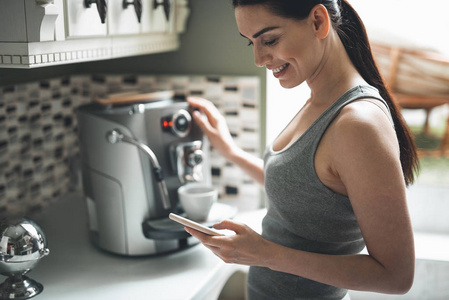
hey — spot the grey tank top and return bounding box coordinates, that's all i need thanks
[247,85,391,300]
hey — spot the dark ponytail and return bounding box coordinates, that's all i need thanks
[335,0,419,185]
[232,0,419,186]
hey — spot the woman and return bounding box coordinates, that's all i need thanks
[186,0,419,299]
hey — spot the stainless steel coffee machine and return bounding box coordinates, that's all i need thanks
[76,92,211,256]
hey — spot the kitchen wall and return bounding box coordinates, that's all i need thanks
[0,73,261,217]
[0,0,266,217]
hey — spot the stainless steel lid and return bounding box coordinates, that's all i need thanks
[0,218,49,264]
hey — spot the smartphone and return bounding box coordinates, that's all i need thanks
[169,213,224,236]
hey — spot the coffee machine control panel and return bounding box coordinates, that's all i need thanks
[170,141,204,183]
[161,109,192,137]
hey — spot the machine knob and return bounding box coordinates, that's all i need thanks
[187,149,203,167]
[162,109,192,137]
[174,113,189,132]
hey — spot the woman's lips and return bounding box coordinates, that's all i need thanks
[272,63,289,78]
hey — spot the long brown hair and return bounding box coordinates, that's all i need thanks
[233,0,419,186]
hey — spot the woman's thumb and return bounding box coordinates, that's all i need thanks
[213,220,245,233]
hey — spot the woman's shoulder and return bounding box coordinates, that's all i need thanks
[327,98,398,153]
[337,98,393,132]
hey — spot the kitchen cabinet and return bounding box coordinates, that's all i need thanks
[107,0,174,35]
[65,0,107,37]
[0,0,61,43]
[0,0,189,68]
[108,0,142,35]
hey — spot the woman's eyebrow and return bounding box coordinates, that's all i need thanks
[239,26,280,39]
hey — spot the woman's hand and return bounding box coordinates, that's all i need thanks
[188,96,265,185]
[187,97,239,161]
[184,220,273,267]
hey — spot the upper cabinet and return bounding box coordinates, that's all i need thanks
[0,0,190,68]
[65,0,107,37]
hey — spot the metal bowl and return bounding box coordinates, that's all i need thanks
[0,218,50,299]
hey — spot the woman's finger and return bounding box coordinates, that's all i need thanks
[187,97,221,127]
[191,110,214,135]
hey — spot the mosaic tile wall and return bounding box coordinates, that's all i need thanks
[0,74,261,218]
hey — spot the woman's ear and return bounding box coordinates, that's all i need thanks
[310,4,330,39]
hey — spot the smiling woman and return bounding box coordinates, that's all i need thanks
[235,5,321,89]
[185,1,419,299]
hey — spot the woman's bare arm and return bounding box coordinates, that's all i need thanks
[187,97,265,185]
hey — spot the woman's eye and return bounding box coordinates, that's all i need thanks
[264,39,278,46]
[246,38,278,47]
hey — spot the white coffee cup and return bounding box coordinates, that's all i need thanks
[178,183,218,222]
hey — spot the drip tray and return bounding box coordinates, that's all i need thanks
[142,203,238,240]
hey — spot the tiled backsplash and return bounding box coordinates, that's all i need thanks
[0,74,261,218]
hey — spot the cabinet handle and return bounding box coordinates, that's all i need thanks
[123,0,143,23]
[153,0,171,21]
[84,0,107,24]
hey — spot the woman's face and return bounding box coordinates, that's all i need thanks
[235,5,323,89]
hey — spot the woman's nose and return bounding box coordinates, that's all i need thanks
[253,46,271,68]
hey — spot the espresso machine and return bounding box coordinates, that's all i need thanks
[76,91,211,256]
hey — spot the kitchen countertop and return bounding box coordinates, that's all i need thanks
[20,192,265,300]
[4,190,448,300]
[10,191,448,300]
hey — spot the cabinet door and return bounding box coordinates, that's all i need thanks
[108,0,170,35]
[140,0,153,34]
[142,0,174,33]
[108,0,140,35]
[65,0,107,38]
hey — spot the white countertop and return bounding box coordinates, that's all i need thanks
[22,192,265,300]
[8,191,447,300]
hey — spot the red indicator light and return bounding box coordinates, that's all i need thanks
[163,120,168,128]
[169,121,173,127]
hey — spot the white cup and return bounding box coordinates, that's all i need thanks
[178,183,218,222]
